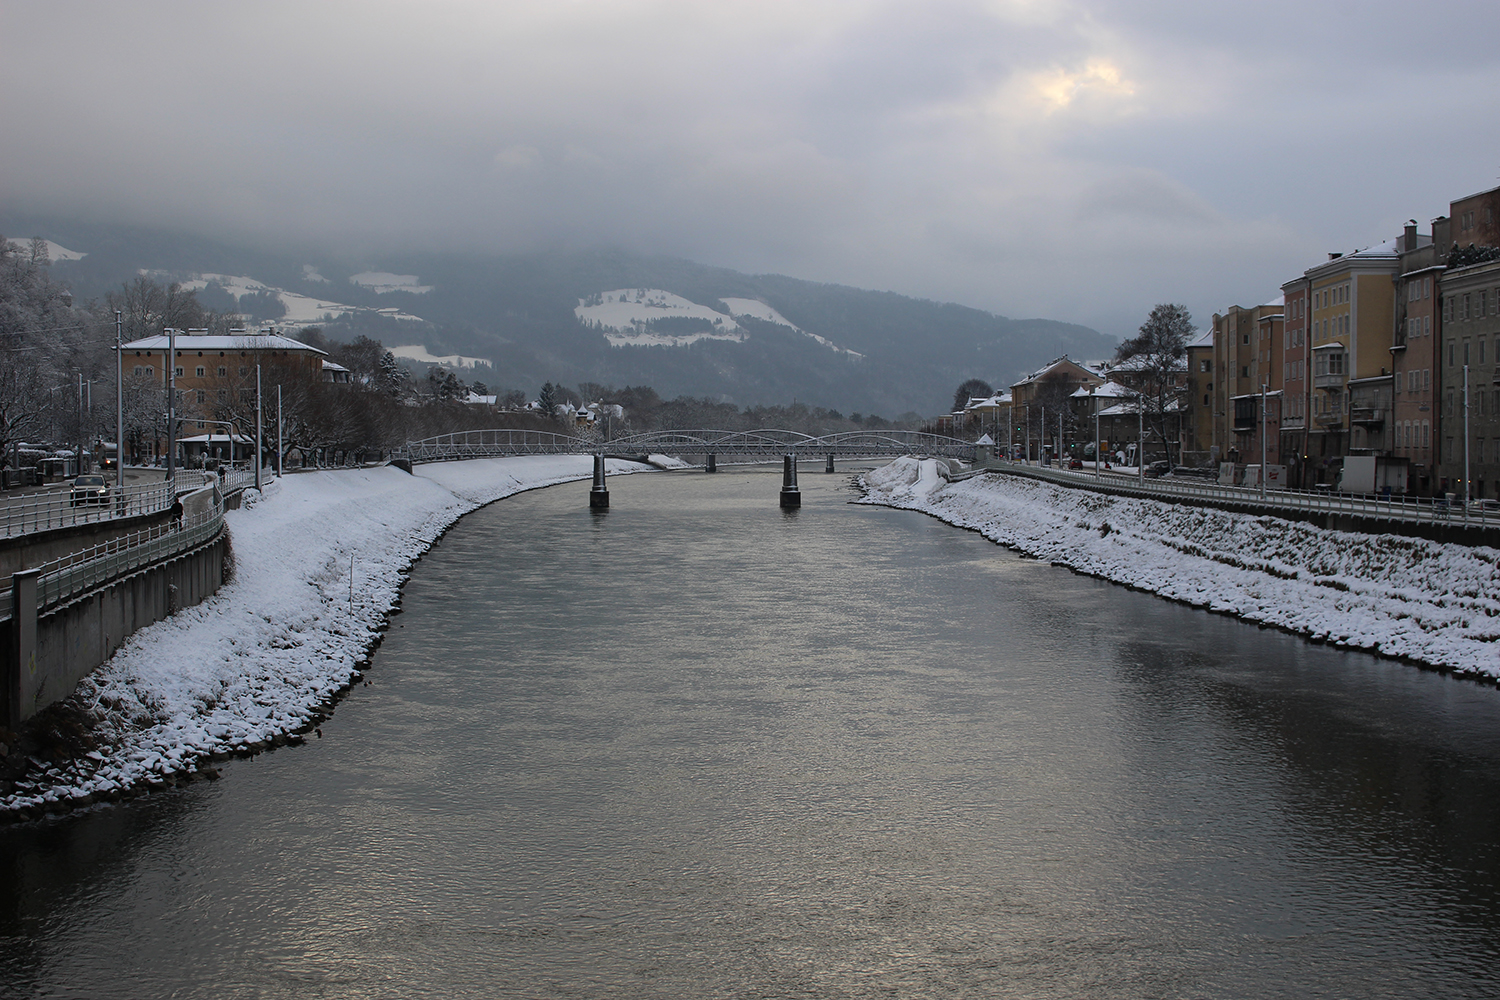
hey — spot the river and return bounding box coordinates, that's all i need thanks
[2,465,1499,998]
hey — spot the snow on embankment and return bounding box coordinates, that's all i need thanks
[1,456,665,820]
[861,458,1500,678]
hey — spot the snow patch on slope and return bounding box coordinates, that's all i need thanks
[575,289,745,347]
[170,273,427,325]
[721,297,863,357]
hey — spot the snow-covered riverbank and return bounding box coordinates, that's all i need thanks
[0,456,672,821]
[861,458,1500,680]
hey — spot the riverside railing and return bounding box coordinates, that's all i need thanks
[0,480,178,540]
[0,495,225,623]
[990,461,1500,532]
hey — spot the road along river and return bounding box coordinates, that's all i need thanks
[2,465,1499,998]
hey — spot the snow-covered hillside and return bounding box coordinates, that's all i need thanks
[5,238,86,261]
[575,288,861,355]
[574,289,746,347]
[170,272,427,325]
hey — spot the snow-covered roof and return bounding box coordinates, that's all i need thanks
[1071,380,1136,399]
[122,331,327,355]
[321,359,349,372]
[1186,329,1214,350]
[976,433,994,445]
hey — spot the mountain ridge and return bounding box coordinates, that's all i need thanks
[2,214,1119,416]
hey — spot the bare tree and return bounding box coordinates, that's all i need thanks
[1115,303,1192,467]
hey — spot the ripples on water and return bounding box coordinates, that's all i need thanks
[3,467,1499,998]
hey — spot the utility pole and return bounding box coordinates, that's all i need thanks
[1094,389,1100,475]
[276,384,283,476]
[1024,403,1031,464]
[1260,381,1268,500]
[1138,391,1144,484]
[165,326,177,482]
[255,364,263,492]
[1464,364,1471,511]
[115,311,124,489]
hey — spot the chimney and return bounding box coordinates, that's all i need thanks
[1328,252,1342,260]
[1404,222,1418,252]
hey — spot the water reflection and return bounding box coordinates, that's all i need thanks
[2,467,1498,998]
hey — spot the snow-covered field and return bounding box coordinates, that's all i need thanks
[862,458,1500,679]
[0,456,671,820]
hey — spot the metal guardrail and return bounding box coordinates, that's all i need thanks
[0,493,225,623]
[988,461,1500,532]
[0,480,177,540]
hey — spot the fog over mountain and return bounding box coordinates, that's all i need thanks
[3,216,1116,416]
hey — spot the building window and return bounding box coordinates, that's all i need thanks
[217,366,227,377]
[1200,360,1212,372]
[175,366,184,377]
[217,389,227,402]
[1465,340,1472,365]
[195,366,206,377]
[196,390,205,404]
[133,365,144,376]
[1424,369,1431,390]
[239,367,249,376]
[1451,342,1457,366]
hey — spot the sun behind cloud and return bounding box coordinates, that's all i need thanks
[1030,58,1135,113]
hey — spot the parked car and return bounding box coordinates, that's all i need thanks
[1145,460,1171,478]
[69,474,110,507]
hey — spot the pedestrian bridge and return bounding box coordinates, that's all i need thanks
[402,428,975,464]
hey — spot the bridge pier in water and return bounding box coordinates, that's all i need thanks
[706,454,716,473]
[780,455,801,508]
[826,454,835,474]
[589,453,609,509]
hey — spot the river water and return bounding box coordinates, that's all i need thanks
[3,466,1500,998]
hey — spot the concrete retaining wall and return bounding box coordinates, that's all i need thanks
[2,531,226,728]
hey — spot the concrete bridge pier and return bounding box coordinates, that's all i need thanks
[825,454,835,474]
[780,455,801,508]
[589,453,609,509]
[706,453,716,473]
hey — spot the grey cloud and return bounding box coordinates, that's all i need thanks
[3,1,1499,339]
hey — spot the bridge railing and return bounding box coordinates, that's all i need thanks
[404,427,977,462]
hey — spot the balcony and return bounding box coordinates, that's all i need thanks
[1350,407,1385,426]
[1314,411,1344,427]
[1314,372,1345,390]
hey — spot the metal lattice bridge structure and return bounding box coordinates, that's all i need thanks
[402,428,975,464]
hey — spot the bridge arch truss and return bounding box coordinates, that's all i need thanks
[404,428,974,463]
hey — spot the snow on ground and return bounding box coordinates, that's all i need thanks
[0,456,658,820]
[861,458,1500,679]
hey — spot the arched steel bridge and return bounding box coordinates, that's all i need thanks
[402,428,974,464]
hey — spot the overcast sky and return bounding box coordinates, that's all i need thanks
[5,0,1499,337]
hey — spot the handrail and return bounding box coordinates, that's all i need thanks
[0,492,226,623]
[987,461,1500,532]
[402,428,977,462]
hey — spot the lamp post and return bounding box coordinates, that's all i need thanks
[255,364,263,492]
[1137,390,1145,484]
[1260,381,1268,501]
[1093,388,1101,476]
[115,310,124,491]
[1464,363,1471,512]
[165,326,177,482]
